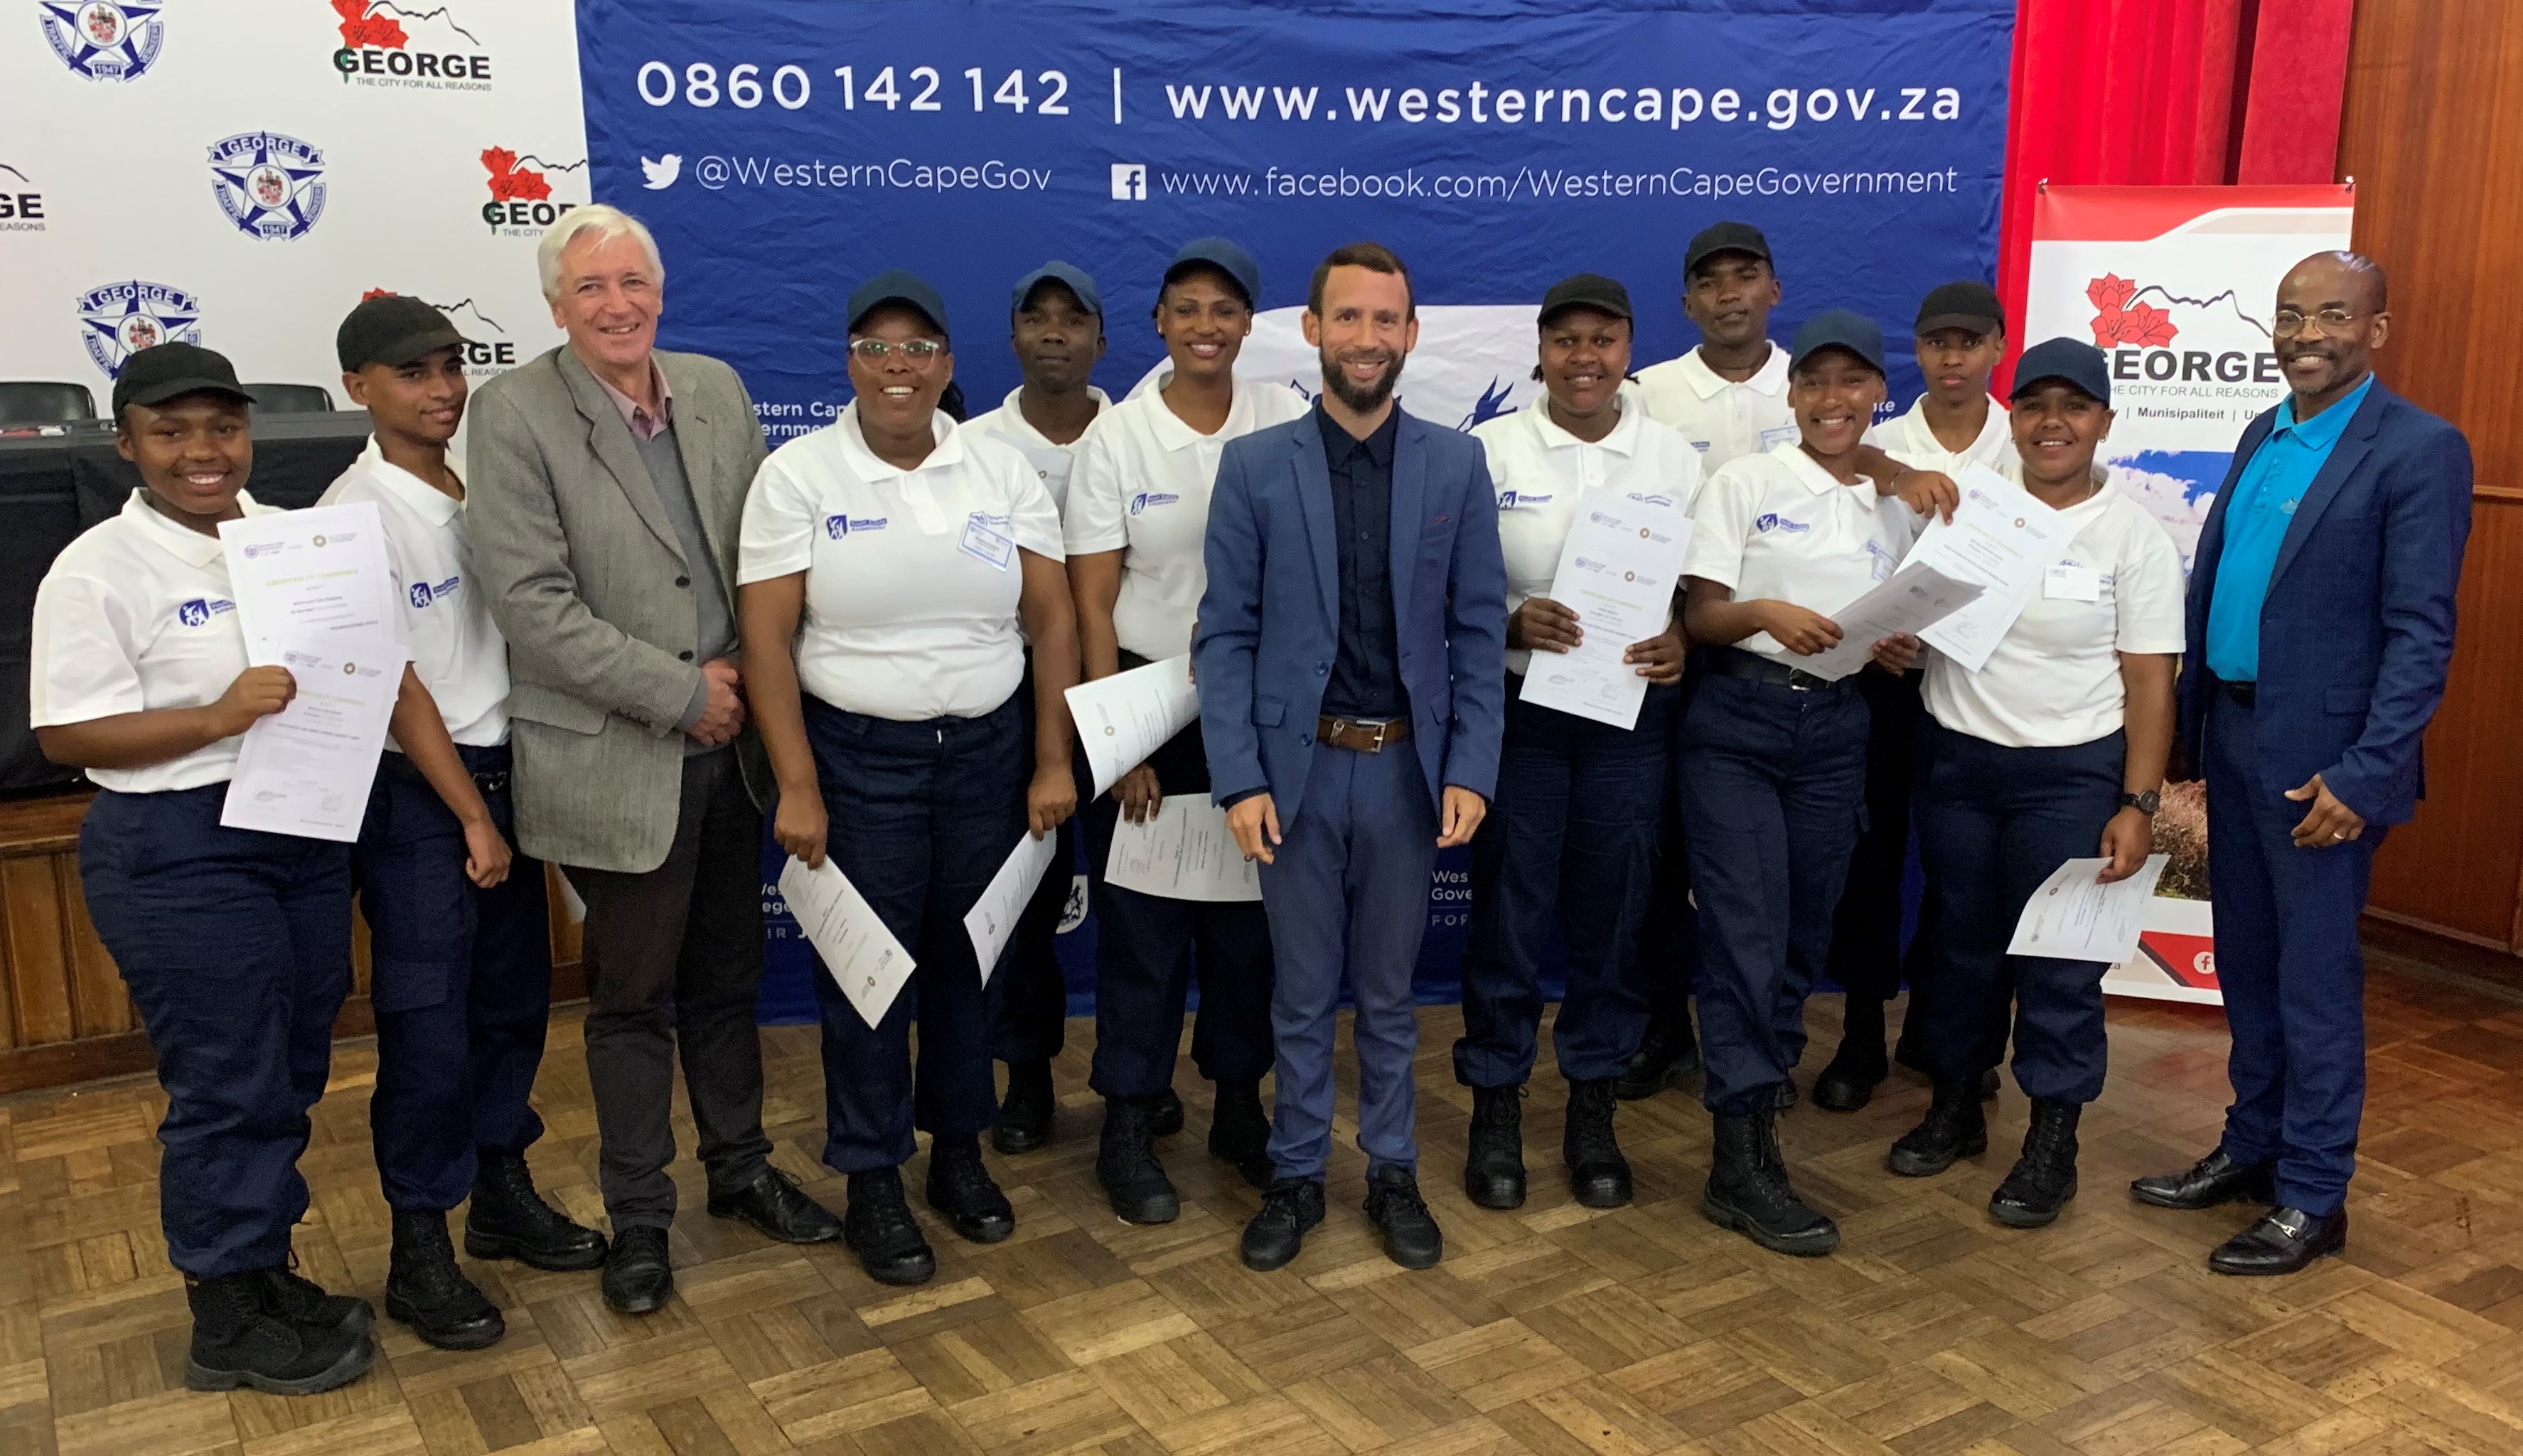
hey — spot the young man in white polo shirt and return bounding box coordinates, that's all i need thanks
[320,295,606,1351]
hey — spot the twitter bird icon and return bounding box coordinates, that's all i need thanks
[640,155,682,191]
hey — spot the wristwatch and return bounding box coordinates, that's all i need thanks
[2118,789,2161,815]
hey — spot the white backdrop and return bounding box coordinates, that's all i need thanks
[2,1,591,405]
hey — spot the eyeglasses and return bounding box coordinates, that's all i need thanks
[847,338,945,361]
[2271,308,2361,337]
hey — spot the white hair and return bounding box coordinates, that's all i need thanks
[537,203,665,301]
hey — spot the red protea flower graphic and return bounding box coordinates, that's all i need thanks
[2085,273,2180,348]
[333,0,407,48]
[481,147,551,201]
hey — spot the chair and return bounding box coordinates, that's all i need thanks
[246,384,336,414]
[0,382,98,425]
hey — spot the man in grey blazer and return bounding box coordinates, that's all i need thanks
[468,205,839,1315]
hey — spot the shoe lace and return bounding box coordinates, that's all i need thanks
[932,1147,1003,1206]
[1258,1180,1314,1226]
[1372,1174,1430,1221]
[1473,1086,1526,1135]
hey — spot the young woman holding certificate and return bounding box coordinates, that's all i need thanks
[1886,338,2182,1227]
[1454,274,1698,1213]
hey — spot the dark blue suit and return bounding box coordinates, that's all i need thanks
[1196,407,1506,1179]
[2183,379,2470,1214]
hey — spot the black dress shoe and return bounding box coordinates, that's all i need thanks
[924,1140,1016,1243]
[1462,1083,1526,1210]
[2129,1148,2277,1211]
[708,1166,842,1244]
[1241,1177,1326,1271]
[1614,1015,1701,1101]
[1098,1097,1180,1224]
[2208,1206,2347,1275]
[1152,1086,1186,1138]
[1562,1078,1632,1209]
[1207,1079,1277,1190]
[601,1226,673,1315]
[1812,998,1889,1113]
[845,1169,936,1285]
[385,1209,505,1351]
[993,1059,1055,1154]
[466,1150,609,1271]
[1364,1165,1444,1270]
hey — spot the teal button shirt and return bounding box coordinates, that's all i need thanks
[2205,375,2374,682]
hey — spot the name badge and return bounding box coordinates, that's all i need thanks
[1759,424,1800,451]
[959,515,1017,572]
[1865,537,1897,583]
[2045,563,2102,602]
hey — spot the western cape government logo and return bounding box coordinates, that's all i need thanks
[480,146,582,235]
[210,132,327,240]
[0,164,43,232]
[331,0,493,90]
[40,1,164,80]
[78,280,203,378]
[360,288,517,375]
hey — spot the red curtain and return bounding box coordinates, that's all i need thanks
[1996,0,2357,385]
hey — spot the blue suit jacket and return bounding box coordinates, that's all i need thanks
[1194,407,1508,828]
[2180,380,2473,827]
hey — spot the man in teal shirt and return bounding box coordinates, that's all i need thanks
[2204,371,2377,680]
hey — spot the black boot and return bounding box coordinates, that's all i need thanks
[1462,1084,1526,1210]
[1989,1099,2081,1227]
[1613,1009,1700,1101]
[1152,1085,1185,1138]
[1562,1078,1632,1209]
[993,1059,1056,1154]
[1206,1078,1276,1190]
[1700,1109,1838,1256]
[1812,997,1889,1112]
[1888,1076,1989,1177]
[184,1271,373,1396]
[250,1256,371,1337]
[1098,1097,1181,1224]
[465,1150,609,1271]
[386,1209,505,1350]
[923,1135,1016,1243]
[845,1167,937,1285]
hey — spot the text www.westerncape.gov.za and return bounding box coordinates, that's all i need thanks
[1158,80,1968,129]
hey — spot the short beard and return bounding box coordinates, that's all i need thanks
[1319,347,1402,414]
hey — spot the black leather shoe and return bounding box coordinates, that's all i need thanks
[1614,1012,1701,1101]
[1152,1086,1185,1138]
[252,1257,372,1337]
[924,1140,1016,1243]
[1562,1078,1632,1209]
[993,1059,1055,1154]
[1207,1078,1277,1190]
[1098,1097,1180,1224]
[1241,1177,1326,1271]
[1888,1076,1988,1177]
[1364,1165,1444,1270]
[600,1226,673,1315]
[1462,1083,1526,1209]
[185,1273,373,1396]
[2208,1206,2347,1275]
[466,1150,609,1271]
[845,1169,936,1285]
[1701,1109,1838,1256]
[2131,1148,2277,1211]
[385,1209,505,1350]
[1988,1099,2080,1228]
[708,1166,842,1244]
[1811,998,1889,1113]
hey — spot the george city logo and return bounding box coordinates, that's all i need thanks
[480,146,582,233]
[77,279,203,378]
[360,289,516,375]
[210,132,327,241]
[39,1,165,81]
[0,163,43,232]
[330,0,493,90]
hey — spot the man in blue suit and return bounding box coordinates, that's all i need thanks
[1196,241,1507,1273]
[2133,252,2472,1274]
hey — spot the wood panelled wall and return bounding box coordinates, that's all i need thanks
[2339,0,2523,949]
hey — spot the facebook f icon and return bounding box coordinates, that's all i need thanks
[1110,163,1147,201]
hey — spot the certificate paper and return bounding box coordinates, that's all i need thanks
[219,638,406,842]
[778,855,916,1030]
[964,830,1061,984]
[1106,798,1263,902]
[2010,855,2172,964]
[219,502,402,666]
[1796,563,1985,682]
[1066,654,1198,798]
[1903,469,2067,673]
[1518,495,1694,729]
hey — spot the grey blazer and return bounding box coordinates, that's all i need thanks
[466,345,770,873]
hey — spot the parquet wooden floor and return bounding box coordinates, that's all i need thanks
[6,951,2523,1456]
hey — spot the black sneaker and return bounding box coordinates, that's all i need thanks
[1206,1079,1277,1190]
[1613,1012,1701,1101]
[185,1271,373,1396]
[1240,1177,1326,1271]
[465,1150,609,1271]
[1562,1078,1632,1209]
[1989,1098,2081,1228]
[1098,1096,1181,1224]
[251,1255,372,1337]
[994,1059,1056,1154]
[1462,1083,1526,1210]
[1700,1110,1838,1257]
[923,1140,1017,1244]
[1364,1165,1444,1270]
[1888,1076,1990,1177]
[385,1209,505,1350]
[845,1168,938,1285]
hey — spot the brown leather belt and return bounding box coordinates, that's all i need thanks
[1317,714,1412,753]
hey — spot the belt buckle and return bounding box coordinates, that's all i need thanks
[471,770,510,794]
[1787,670,1821,692]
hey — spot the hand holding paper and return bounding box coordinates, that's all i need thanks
[218,501,402,665]
[778,855,915,1030]
[1108,798,1263,902]
[1792,563,1984,681]
[1065,655,1197,798]
[965,831,1061,984]
[1519,495,1694,729]
[219,638,407,842]
[1904,469,2068,673]
[2010,854,2171,963]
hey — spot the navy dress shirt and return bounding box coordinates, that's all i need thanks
[1319,402,1408,719]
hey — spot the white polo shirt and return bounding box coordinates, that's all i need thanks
[962,385,1113,515]
[739,402,1062,721]
[1632,343,1797,471]
[1925,482,2187,749]
[318,440,510,749]
[1472,400,1704,676]
[29,489,278,793]
[1064,376,1308,661]
[1868,394,2019,481]
[1683,441,1919,664]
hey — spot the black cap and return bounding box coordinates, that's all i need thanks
[1162,236,1260,309]
[336,294,473,372]
[1010,261,1103,318]
[847,269,950,336]
[2009,338,2111,406]
[112,341,257,417]
[1914,280,2005,337]
[1788,309,1887,375]
[1539,274,1633,326]
[1683,221,1773,281]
